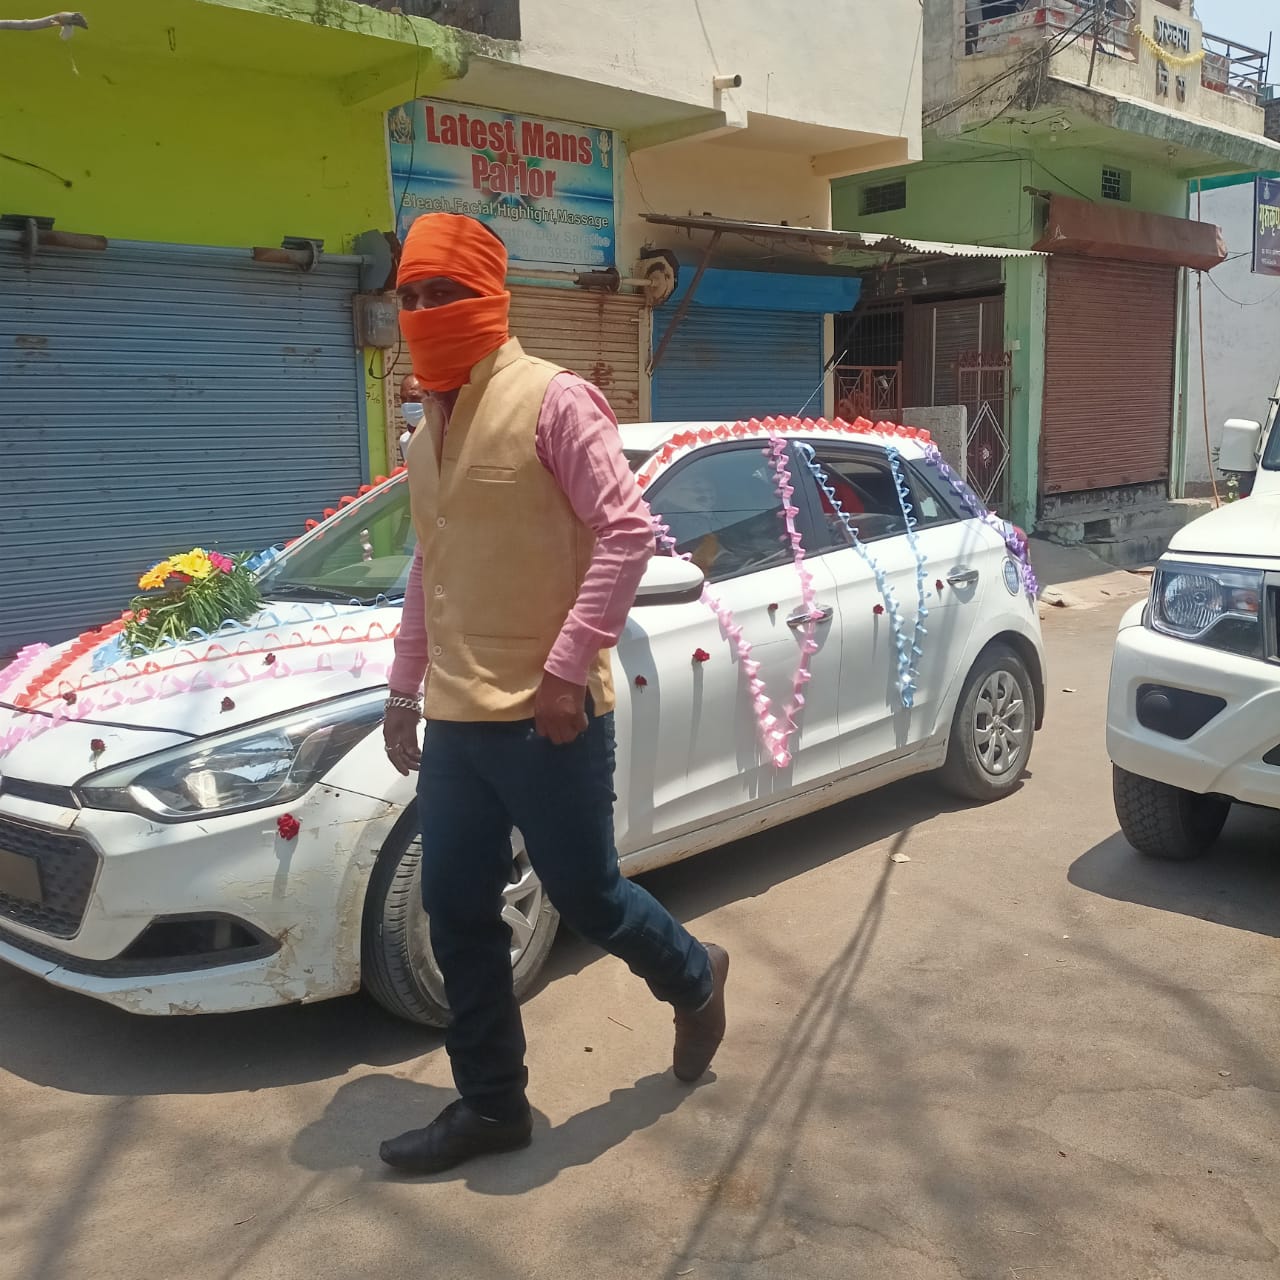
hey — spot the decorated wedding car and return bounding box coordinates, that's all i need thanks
[0,417,1044,1024]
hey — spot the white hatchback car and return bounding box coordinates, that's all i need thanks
[0,420,1044,1024]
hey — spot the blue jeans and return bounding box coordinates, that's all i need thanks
[416,710,713,1120]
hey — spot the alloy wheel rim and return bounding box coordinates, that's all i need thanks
[972,668,1027,778]
[407,837,544,999]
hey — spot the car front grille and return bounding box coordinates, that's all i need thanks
[0,817,99,939]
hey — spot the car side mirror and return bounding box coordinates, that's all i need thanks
[634,554,705,605]
[1218,419,1261,474]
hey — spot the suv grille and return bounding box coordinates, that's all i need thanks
[0,817,99,939]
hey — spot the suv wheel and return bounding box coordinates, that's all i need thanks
[1112,765,1229,861]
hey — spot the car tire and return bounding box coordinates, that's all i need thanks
[1112,765,1229,861]
[940,642,1036,802]
[361,811,560,1027]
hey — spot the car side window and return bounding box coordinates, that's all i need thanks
[802,445,953,551]
[645,445,792,583]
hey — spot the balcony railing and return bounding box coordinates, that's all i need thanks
[1201,32,1272,106]
[963,2,1137,60]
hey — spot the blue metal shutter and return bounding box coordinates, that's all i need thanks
[0,241,366,656]
[651,307,824,421]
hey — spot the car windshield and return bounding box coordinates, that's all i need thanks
[256,479,416,605]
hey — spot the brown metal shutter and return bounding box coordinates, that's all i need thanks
[392,284,643,423]
[1040,257,1176,495]
[907,296,1004,406]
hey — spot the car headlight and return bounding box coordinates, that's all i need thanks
[75,690,385,821]
[1148,561,1264,658]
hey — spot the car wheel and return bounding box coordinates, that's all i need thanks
[361,814,560,1027]
[1112,765,1229,861]
[940,642,1036,802]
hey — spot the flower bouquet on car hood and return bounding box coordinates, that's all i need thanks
[123,548,262,656]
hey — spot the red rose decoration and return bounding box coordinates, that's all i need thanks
[220,696,235,712]
[276,814,301,841]
[936,579,945,593]
[767,602,779,612]
[692,648,711,664]
[873,604,885,616]
[63,691,76,705]
[264,653,277,667]
[90,738,105,754]
[634,675,648,688]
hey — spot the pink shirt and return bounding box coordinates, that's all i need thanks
[389,371,654,695]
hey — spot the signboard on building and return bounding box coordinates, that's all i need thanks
[387,98,616,270]
[1254,176,1280,276]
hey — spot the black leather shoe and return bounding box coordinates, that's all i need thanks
[379,1099,533,1174]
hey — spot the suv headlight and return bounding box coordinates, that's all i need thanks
[75,690,385,821]
[1148,561,1264,658]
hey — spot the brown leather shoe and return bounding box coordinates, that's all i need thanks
[673,943,729,1082]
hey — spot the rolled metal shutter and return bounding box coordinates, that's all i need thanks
[0,241,365,656]
[1040,257,1176,495]
[908,295,1004,406]
[391,284,644,423]
[651,307,823,421]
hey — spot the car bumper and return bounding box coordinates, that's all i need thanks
[1106,606,1280,810]
[0,784,402,1015]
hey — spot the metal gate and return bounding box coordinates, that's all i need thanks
[958,350,1012,511]
[0,239,366,656]
[833,364,903,423]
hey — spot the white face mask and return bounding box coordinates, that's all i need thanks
[401,401,426,429]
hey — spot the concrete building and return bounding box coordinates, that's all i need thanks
[1184,169,1280,494]
[1,0,924,653]
[382,0,927,438]
[829,0,1280,558]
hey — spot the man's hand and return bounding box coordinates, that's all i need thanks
[383,693,423,775]
[534,670,589,745]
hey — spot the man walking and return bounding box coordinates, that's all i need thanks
[379,212,729,1175]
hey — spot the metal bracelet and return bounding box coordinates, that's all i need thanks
[384,694,423,717]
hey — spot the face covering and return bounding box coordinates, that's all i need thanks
[400,401,426,429]
[398,294,512,392]
[397,212,512,393]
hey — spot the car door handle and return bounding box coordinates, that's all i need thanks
[946,567,980,588]
[787,604,834,629]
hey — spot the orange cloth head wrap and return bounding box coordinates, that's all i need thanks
[397,213,512,391]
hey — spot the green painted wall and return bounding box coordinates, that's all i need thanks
[0,3,457,475]
[833,142,1190,525]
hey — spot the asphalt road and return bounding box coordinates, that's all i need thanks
[3,599,1278,1280]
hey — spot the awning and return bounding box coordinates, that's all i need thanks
[1032,195,1227,271]
[640,213,1044,266]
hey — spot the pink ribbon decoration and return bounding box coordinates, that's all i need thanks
[648,433,825,771]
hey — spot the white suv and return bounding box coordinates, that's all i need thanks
[1107,409,1280,859]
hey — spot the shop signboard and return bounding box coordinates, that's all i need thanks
[1254,176,1280,277]
[388,98,616,270]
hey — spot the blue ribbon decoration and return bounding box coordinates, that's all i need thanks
[885,446,929,688]
[795,442,917,709]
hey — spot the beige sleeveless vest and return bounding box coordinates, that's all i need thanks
[407,337,616,722]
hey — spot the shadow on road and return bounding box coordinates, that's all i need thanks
[0,771,974,1101]
[291,1068,696,1193]
[1069,806,1280,940]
